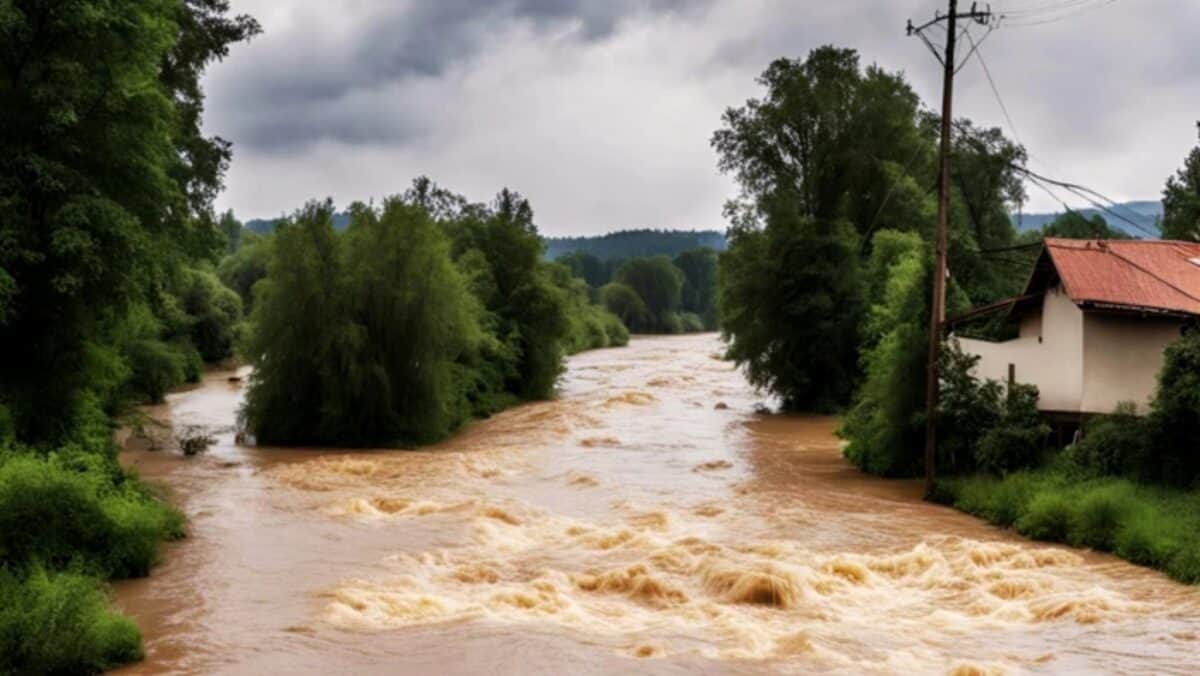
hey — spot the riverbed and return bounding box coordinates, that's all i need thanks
[113,333,1200,675]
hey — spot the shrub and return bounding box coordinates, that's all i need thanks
[0,454,183,578]
[1071,402,1148,477]
[123,339,187,404]
[1067,483,1137,549]
[975,383,1048,475]
[1145,328,1200,486]
[1015,491,1073,541]
[0,566,143,675]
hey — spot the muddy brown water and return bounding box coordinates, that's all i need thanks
[113,334,1200,675]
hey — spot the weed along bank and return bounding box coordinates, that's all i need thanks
[952,238,1200,423]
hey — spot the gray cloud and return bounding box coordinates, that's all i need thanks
[205,0,1200,234]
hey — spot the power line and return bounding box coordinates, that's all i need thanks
[1012,165,1159,237]
[965,28,1022,148]
[999,0,1119,26]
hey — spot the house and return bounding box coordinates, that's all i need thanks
[952,238,1200,419]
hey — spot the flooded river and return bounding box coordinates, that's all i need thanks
[114,334,1200,675]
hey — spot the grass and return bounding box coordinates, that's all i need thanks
[934,468,1200,584]
[0,451,182,674]
[0,566,143,675]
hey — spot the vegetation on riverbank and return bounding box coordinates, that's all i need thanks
[0,1,258,671]
[933,470,1200,583]
[241,182,628,447]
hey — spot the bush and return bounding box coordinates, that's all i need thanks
[975,383,1048,476]
[0,454,183,578]
[0,566,143,675]
[1015,491,1073,541]
[123,339,187,404]
[1071,402,1149,477]
[1067,483,1137,549]
[1145,329,1200,486]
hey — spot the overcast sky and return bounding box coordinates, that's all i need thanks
[204,0,1200,236]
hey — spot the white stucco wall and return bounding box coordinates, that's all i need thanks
[954,285,1084,412]
[1082,313,1182,414]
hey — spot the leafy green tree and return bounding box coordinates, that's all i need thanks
[673,248,719,329]
[1144,328,1200,486]
[243,200,482,446]
[713,47,929,233]
[558,251,608,288]
[219,210,243,252]
[1161,123,1200,241]
[600,282,652,332]
[217,231,270,311]
[0,0,257,442]
[615,256,684,330]
[842,232,929,473]
[719,192,865,411]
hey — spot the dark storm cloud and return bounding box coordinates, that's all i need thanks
[206,0,1200,234]
[214,0,711,152]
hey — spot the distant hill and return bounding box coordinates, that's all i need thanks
[243,212,352,235]
[1012,200,1162,238]
[544,229,726,261]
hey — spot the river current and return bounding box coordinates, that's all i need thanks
[114,334,1200,675]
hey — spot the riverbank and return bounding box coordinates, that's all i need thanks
[933,468,1200,585]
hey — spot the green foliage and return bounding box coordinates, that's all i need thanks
[1069,402,1149,478]
[557,251,608,288]
[719,201,865,412]
[1161,123,1200,241]
[244,199,481,446]
[544,229,726,261]
[615,256,684,331]
[937,469,1200,584]
[842,231,928,474]
[0,566,143,675]
[936,342,1002,473]
[600,282,652,332]
[217,231,271,312]
[1144,328,1200,486]
[673,248,719,329]
[975,383,1049,475]
[172,268,242,362]
[545,263,628,353]
[0,453,183,579]
[1035,212,1130,241]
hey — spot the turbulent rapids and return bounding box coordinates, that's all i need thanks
[115,334,1200,675]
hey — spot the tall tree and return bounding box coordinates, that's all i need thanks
[673,248,719,329]
[0,0,256,441]
[1161,123,1200,241]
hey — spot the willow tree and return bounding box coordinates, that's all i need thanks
[243,200,482,446]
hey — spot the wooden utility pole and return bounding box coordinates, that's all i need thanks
[907,1,992,497]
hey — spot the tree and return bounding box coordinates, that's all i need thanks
[712,47,928,234]
[0,0,257,442]
[719,193,865,412]
[600,282,652,332]
[243,200,482,446]
[1161,123,1200,241]
[219,210,244,252]
[673,248,719,329]
[558,250,608,288]
[615,256,684,330]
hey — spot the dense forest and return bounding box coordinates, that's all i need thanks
[544,229,726,260]
[0,1,260,672]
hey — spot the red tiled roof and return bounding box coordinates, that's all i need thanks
[1042,238,1200,316]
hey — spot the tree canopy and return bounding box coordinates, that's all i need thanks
[1161,123,1200,241]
